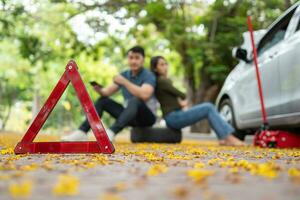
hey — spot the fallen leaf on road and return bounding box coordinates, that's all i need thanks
[53,174,79,196]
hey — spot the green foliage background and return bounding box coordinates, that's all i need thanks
[0,0,297,132]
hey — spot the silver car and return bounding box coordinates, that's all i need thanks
[216,2,300,139]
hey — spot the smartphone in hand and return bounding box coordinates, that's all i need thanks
[89,81,103,88]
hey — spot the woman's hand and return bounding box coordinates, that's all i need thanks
[178,98,189,110]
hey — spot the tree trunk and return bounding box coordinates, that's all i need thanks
[284,0,291,9]
[1,104,12,130]
[189,14,220,133]
[190,64,220,133]
[32,88,41,120]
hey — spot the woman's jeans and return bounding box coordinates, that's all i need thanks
[164,102,234,140]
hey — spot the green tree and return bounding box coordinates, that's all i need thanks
[1,0,298,133]
[69,0,296,132]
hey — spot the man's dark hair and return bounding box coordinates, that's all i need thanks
[127,46,145,57]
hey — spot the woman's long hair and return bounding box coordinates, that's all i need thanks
[150,56,164,77]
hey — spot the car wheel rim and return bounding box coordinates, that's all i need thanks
[220,104,233,125]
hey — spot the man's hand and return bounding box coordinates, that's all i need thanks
[113,74,127,86]
[113,74,154,101]
[93,85,104,96]
[92,84,119,97]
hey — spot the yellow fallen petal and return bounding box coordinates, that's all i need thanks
[9,180,32,198]
[53,174,79,196]
[207,158,221,166]
[0,148,14,155]
[100,193,123,200]
[194,162,205,169]
[250,163,278,179]
[229,167,239,174]
[187,169,214,183]
[288,168,300,183]
[288,168,300,179]
[147,164,168,176]
[20,163,38,171]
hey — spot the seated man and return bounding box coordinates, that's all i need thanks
[62,46,157,141]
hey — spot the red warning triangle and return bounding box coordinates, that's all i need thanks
[14,60,115,154]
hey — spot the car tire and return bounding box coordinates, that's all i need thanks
[219,98,248,141]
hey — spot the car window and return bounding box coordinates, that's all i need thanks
[296,15,300,31]
[286,6,300,36]
[258,7,297,55]
[295,5,300,32]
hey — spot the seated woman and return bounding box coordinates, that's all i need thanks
[150,56,245,146]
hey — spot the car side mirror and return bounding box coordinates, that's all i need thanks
[232,47,250,63]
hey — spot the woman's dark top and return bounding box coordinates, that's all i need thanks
[155,76,186,117]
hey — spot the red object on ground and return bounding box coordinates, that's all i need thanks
[14,60,115,154]
[253,130,300,148]
[247,16,300,148]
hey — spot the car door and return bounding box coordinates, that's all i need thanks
[237,36,281,126]
[278,5,300,118]
[236,7,297,127]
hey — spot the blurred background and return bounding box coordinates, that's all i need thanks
[0,0,297,134]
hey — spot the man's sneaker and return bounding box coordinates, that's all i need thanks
[61,130,88,141]
[105,129,115,142]
[101,122,115,142]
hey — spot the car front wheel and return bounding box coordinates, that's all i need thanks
[219,98,248,141]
